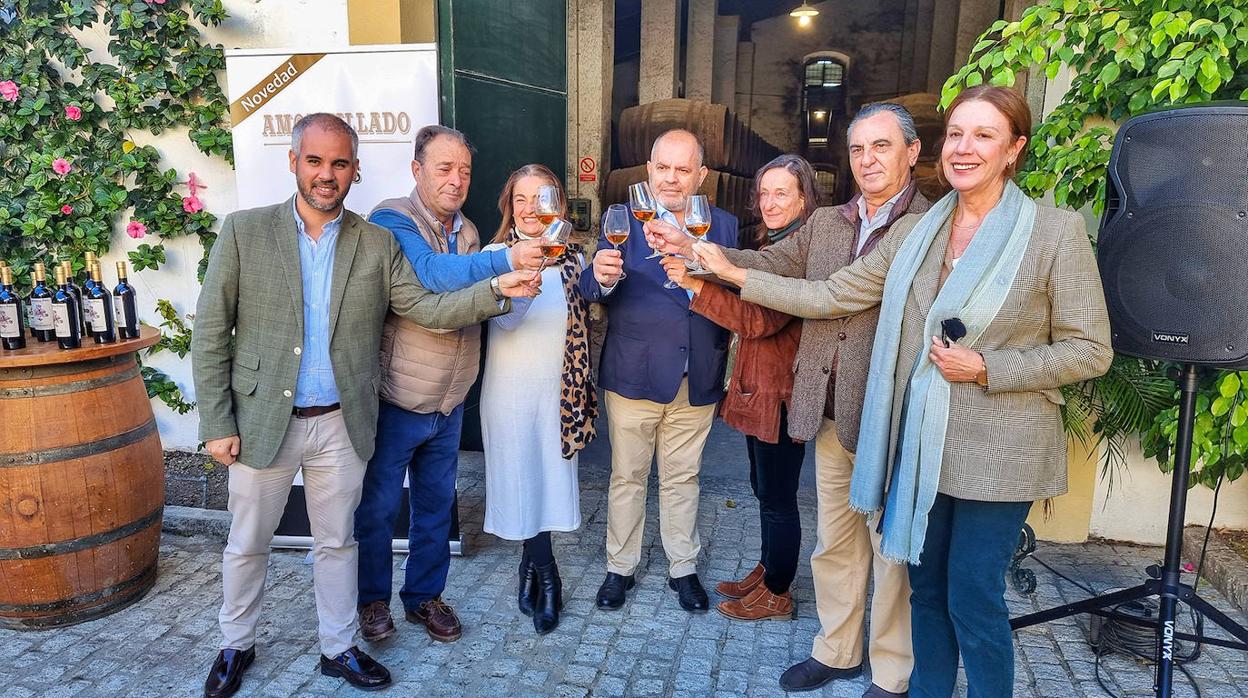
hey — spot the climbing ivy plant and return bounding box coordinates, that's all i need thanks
[0,0,232,414]
[940,0,1248,487]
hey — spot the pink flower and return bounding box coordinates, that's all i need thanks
[144,0,166,4]
[64,105,82,121]
[126,221,147,239]
[52,158,72,175]
[1183,562,1195,573]
[182,195,203,213]
[0,80,17,103]
[60,204,74,215]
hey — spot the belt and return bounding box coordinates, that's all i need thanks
[292,403,340,418]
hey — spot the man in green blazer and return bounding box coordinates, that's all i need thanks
[192,113,538,698]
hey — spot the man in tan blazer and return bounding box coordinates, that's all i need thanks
[193,114,536,698]
[648,104,927,697]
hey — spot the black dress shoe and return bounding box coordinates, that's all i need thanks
[668,573,709,612]
[518,550,537,617]
[319,646,391,691]
[596,572,635,610]
[532,560,563,635]
[778,657,863,692]
[203,646,255,698]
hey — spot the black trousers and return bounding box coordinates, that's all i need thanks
[745,406,807,594]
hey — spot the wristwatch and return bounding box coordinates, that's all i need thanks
[975,351,989,388]
[489,275,504,300]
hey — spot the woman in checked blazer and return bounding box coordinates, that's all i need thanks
[692,86,1113,696]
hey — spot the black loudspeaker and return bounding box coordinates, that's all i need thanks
[1097,103,1248,368]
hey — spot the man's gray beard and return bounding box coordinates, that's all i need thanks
[300,184,346,212]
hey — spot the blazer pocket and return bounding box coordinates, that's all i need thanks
[235,350,260,371]
[1039,388,1066,405]
[231,371,258,396]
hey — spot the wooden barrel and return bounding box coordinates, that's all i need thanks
[618,99,733,170]
[0,326,163,629]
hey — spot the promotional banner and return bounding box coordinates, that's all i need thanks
[226,44,438,213]
[224,45,459,553]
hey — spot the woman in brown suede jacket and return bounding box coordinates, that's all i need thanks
[661,153,818,622]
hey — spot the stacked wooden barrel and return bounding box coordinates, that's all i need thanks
[608,99,783,227]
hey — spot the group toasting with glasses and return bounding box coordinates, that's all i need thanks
[192,85,1113,698]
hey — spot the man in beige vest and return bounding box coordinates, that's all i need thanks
[354,125,546,644]
[648,104,928,697]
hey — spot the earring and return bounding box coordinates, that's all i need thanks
[353,172,362,183]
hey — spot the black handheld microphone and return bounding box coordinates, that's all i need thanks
[940,317,967,347]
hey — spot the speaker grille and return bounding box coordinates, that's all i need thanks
[1100,105,1248,368]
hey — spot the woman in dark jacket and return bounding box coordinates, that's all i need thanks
[660,153,818,621]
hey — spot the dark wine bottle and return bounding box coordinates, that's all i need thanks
[61,261,86,336]
[52,265,82,349]
[82,250,99,294]
[29,262,56,342]
[0,265,27,350]
[86,262,116,344]
[113,261,140,339]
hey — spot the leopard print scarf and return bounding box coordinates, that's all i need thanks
[507,231,598,458]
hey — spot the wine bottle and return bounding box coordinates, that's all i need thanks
[113,261,140,339]
[52,265,82,349]
[0,266,27,350]
[87,262,116,344]
[29,262,56,342]
[60,260,85,336]
[83,252,99,293]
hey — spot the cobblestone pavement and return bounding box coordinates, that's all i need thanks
[2,443,1246,697]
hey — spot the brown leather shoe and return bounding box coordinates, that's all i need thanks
[715,563,765,599]
[405,597,462,643]
[716,584,794,621]
[358,600,396,643]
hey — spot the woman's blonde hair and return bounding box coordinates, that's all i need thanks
[493,164,566,244]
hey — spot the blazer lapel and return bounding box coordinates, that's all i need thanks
[327,215,361,342]
[274,197,305,334]
[911,225,949,316]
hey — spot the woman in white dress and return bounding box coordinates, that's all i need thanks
[481,164,597,635]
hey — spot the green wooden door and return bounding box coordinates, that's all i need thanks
[437,0,567,450]
[437,0,568,237]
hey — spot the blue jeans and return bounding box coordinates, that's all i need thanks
[908,493,1032,698]
[355,400,464,611]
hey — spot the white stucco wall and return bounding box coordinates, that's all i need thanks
[76,1,351,450]
[1089,444,1248,543]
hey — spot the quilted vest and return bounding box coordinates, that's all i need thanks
[371,188,482,415]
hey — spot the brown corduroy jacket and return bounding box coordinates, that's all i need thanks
[723,184,930,449]
[690,281,802,444]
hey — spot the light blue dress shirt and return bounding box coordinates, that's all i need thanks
[292,199,344,407]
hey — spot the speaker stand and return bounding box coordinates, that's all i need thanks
[1010,364,1248,697]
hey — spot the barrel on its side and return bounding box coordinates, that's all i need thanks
[0,350,164,629]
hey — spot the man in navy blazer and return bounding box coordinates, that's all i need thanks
[580,129,738,613]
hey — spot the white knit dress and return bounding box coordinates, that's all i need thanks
[480,242,582,540]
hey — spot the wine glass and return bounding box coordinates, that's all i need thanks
[603,203,630,281]
[536,185,561,228]
[532,218,570,281]
[683,194,711,273]
[629,182,663,259]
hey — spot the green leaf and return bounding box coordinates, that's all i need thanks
[966,71,984,87]
[1232,404,1247,428]
[1220,372,1242,397]
[1235,424,1248,447]
[1201,55,1220,79]
[1212,395,1232,417]
[1100,62,1121,83]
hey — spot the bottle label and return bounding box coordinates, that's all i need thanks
[53,304,72,338]
[114,295,125,324]
[83,296,97,326]
[31,297,54,330]
[0,305,19,338]
[88,298,108,328]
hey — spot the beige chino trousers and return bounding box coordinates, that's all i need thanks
[218,410,365,657]
[603,379,717,578]
[811,418,913,693]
